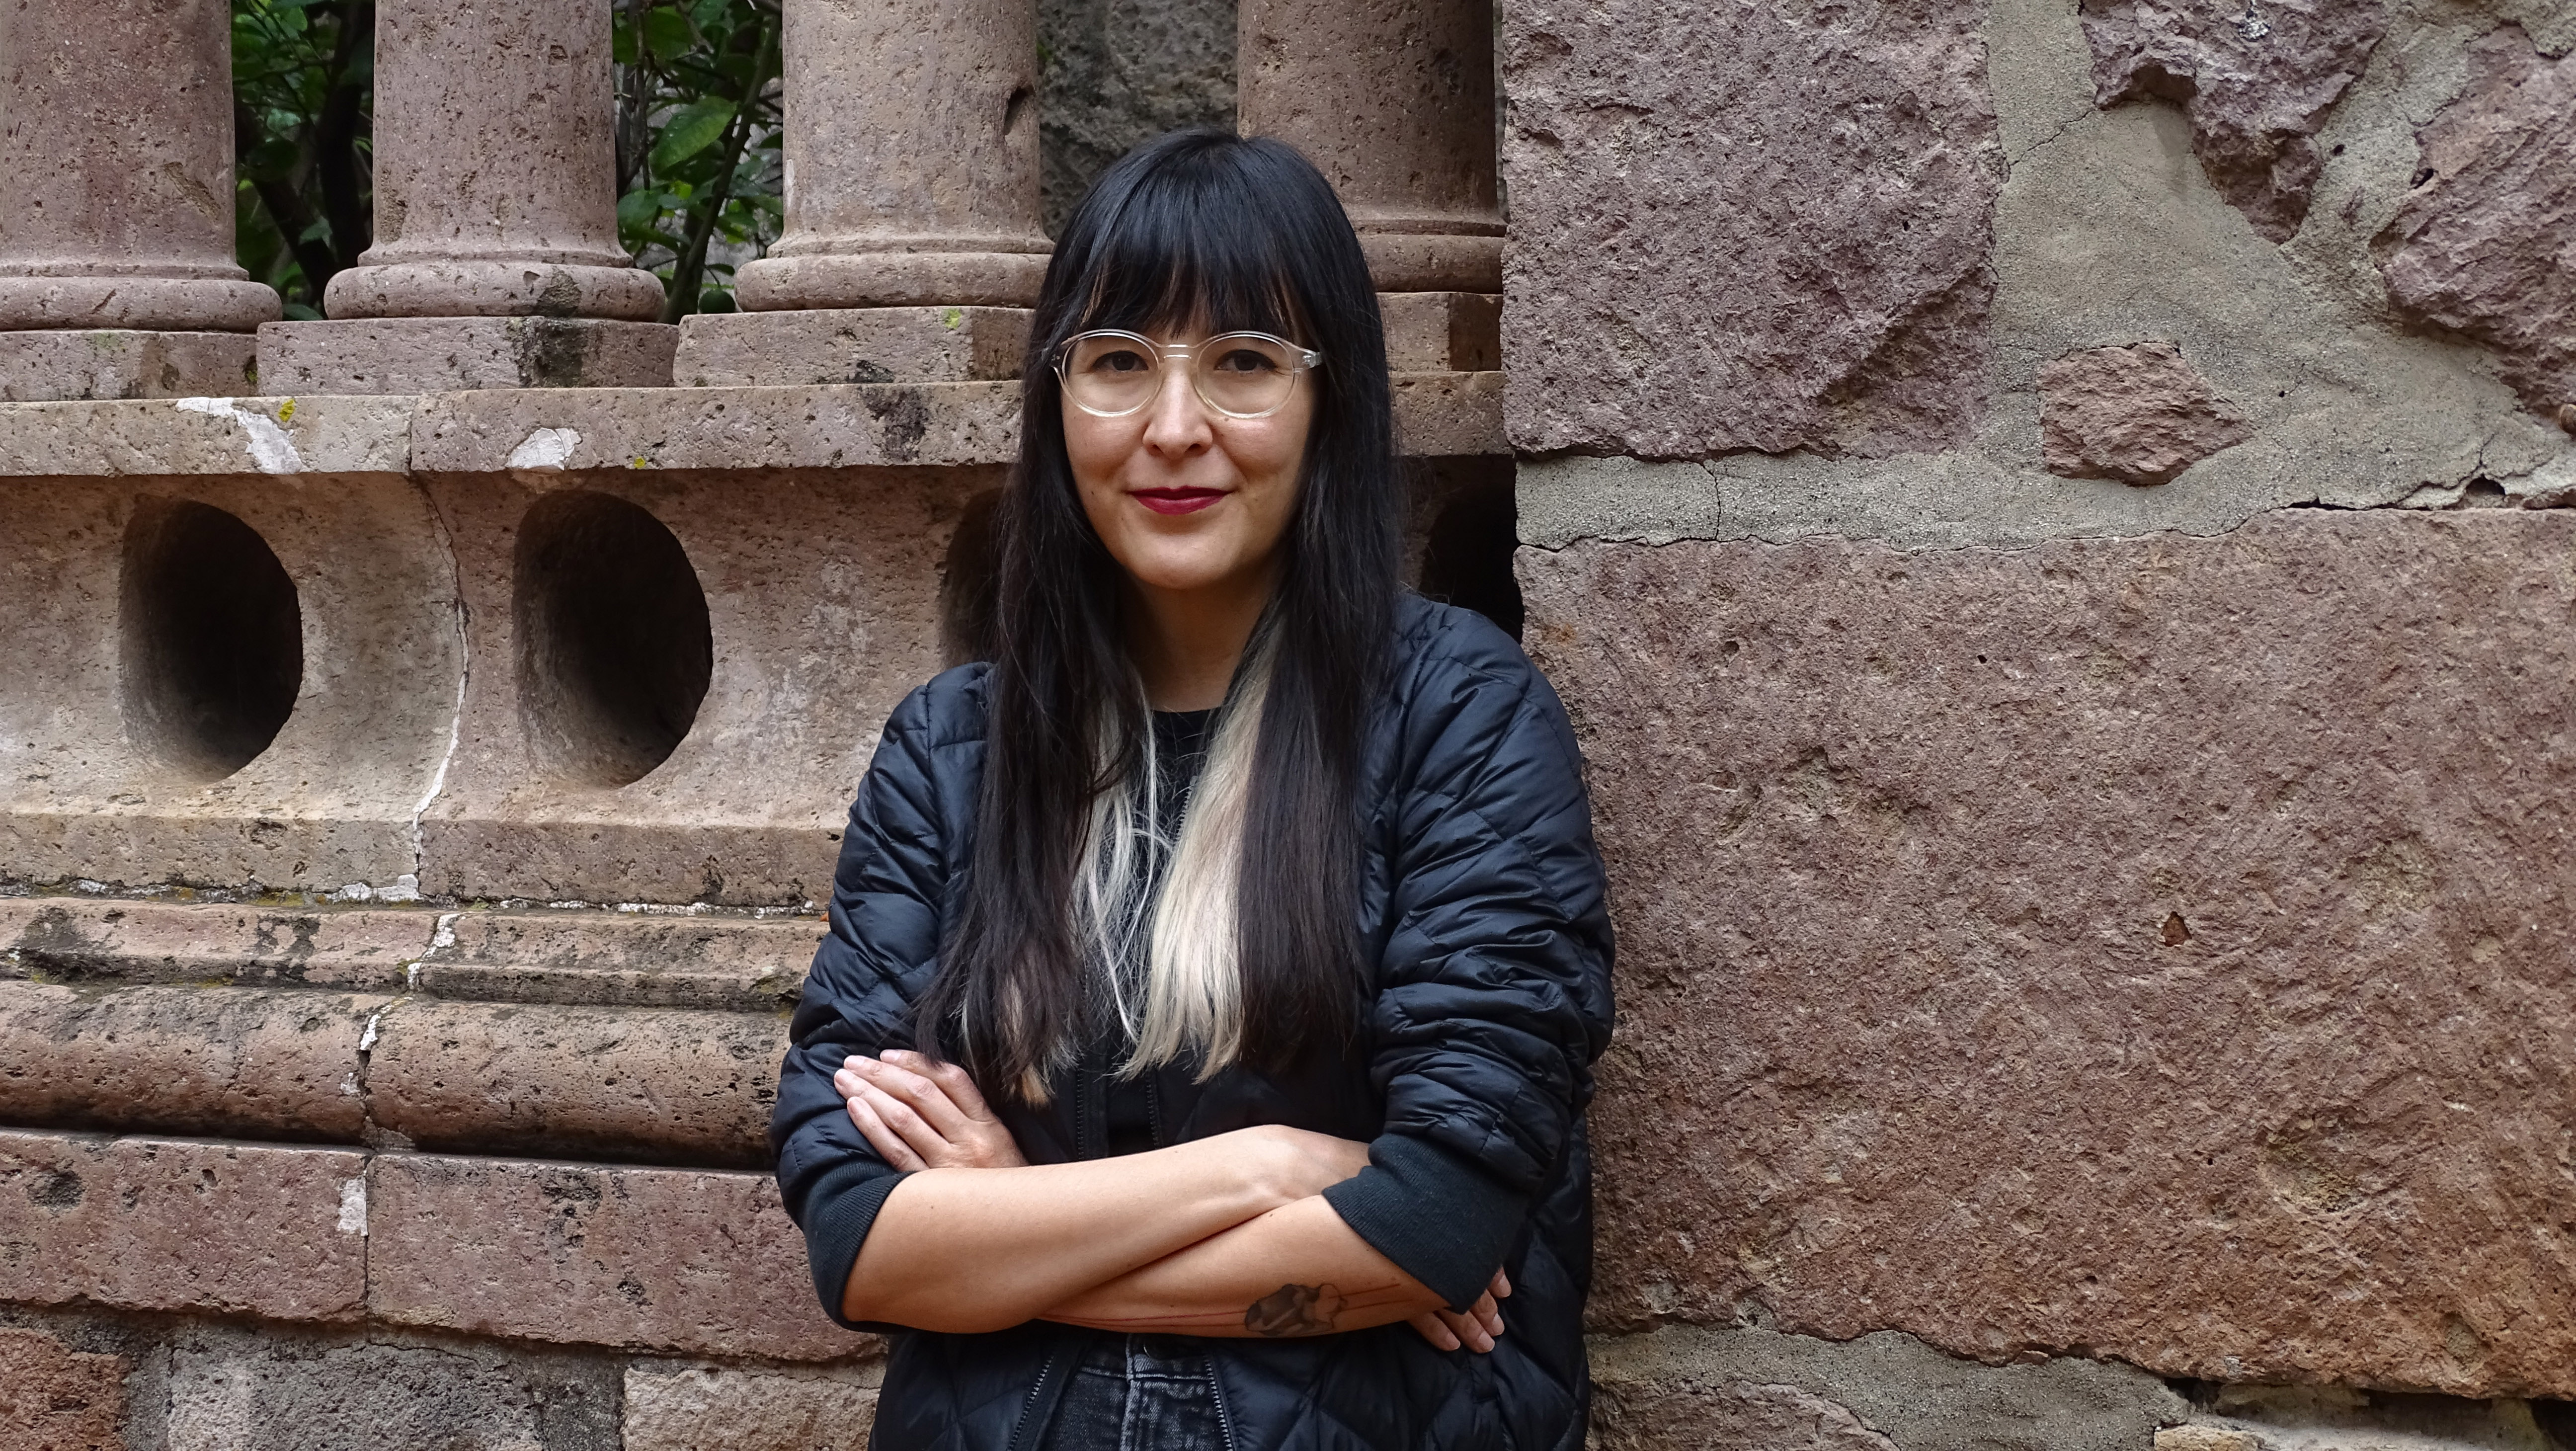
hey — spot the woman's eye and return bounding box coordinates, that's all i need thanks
[1212,349,1280,374]
[1090,349,1151,374]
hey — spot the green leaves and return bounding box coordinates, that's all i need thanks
[650,96,736,171]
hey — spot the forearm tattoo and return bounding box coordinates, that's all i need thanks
[1244,1283,1345,1337]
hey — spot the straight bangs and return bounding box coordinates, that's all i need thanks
[926,129,1401,1102]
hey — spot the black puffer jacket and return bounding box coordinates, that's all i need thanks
[772,596,1616,1451]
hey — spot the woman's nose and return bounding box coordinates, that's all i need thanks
[1141,358,1212,453]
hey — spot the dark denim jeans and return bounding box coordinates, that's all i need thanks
[1037,1335,1229,1451]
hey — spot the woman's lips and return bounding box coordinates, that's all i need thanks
[1132,487,1226,515]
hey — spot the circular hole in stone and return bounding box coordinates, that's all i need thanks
[515,490,713,788]
[118,497,304,780]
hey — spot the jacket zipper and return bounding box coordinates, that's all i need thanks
[1004,1345,1065,1451]
[1203,1354,1244,1451]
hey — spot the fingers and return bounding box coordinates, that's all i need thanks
[842,1052,973,1140]
[1408,1311,1461,1352]
[889,1050,1001,1122]
[1491,1267,1512,1300]
[843,1093,927,1172]
[836,1066,955,1166]
[1439,1306,1497,1353]
[1468,1291,1504,1342]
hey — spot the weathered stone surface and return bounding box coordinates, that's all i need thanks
[0,1131,366,1319]
[2156,1429,2260,1451]
[0,1324,125,1451]
[1522,511,2576,1395]
[624,1361,883,1451]
[0,332,258,403]
[2079,0,2389,242]
[163,1324,620,1451]
[367,999,782,1166]
[1390,371,1507,459]
[0,983,381,1141]
[675,308,1031,387]
[325,0,660,322]
[409,384,1024,473]
[1381,293,1502,374]
[1502,0,2004,457]
[257,319,679,396]
[1591,1327,2183,1451]
[736,0,1049,310]
[0,395,412,479]
[0,473,461,897]
[0,0,280,333]
[1038,0,1235,234]
[2194,1381,2573,1449]
[2374,25,2576,420]
[1242,0,1503,292]
[2039,340,2253,484]
[0,900,436,992]
[367,1154,863,1362]
[416,909,821,1010]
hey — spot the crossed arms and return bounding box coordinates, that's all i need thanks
[831,1049,1510,1352]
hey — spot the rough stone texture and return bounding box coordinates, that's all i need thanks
[0,1131,366,1320]
[0,395,414,479]
[366,999,782,1166]
[735,0,1051,310]
[2157,1430,2261,1451]
[2038,339,2254,484]
[2080,0,2390,242]
[0,983,382,1142]
[1241,0,1503,292]
[410,384,1026,473]
[257,319,679,396]
[1502,0,2004,457]
[1380,293,1502,374]
[2188,1382,2573,1450]
[1591,1327,2183,1451]
[675,308,1033,387]
[0,332,258,403]
[624,1361,884,1451]
[0,0,280,333]
[162,1324,621,1451]
[1523,511,2576,1396]
[367,1153,865,1362]
[0,472,462,897]
[413,909,821,1011]
[2373,25,2576,420]
[326,0,660,322]
[0,1324,125,1451]
[0,900,435,992]
[1038,0,1236,235]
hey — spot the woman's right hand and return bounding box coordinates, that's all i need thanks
[836,1049,1029,1170]
[1408,1267,1510,1354]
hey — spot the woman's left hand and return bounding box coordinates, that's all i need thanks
[836,1049,1030,1170]
[1408,1267,1509,1354]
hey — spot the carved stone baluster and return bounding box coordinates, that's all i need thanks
[258,0,675,395]
[0,0,279,402]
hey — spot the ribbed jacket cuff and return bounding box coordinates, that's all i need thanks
[1322,1134,1530,1312]
[802,1165,913,1331]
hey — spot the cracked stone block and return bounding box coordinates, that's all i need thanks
[0,1130,367,1320]
[0,982,382,1141]
[1523,511,2576,1395]
[623,1361,883,1451]
[1502,0,2004,458]
[2079,0,2389,242]
[2374,25,2576,423]
[2038,339,2253,484]
[0,1325,126,1451]
[367,1153,865,1362]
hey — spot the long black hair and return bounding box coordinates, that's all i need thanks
[918,130,1403,1097]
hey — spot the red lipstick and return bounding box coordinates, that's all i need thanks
[1133,487,1225,515]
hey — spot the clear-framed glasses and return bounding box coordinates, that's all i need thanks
[1054,329,1323,420]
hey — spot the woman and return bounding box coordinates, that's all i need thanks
[770,130,1614,1451]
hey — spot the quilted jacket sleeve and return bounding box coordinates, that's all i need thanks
[1322,613,1616,1310]
[771,676,962,1330]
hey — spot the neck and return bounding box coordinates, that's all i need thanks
[1125,564,1278,712]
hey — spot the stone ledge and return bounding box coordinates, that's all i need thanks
[0,373,1507,480]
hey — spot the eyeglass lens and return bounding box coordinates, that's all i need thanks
[1061,333,1304,417]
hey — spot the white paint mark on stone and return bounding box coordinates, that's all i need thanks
[175,396,306,474]
[429,910,461,953]
[336,1176,367,1235]
[506,426,582,470]
[357,1007,385,1053]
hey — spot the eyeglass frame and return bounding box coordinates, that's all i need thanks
[1051,328,1325,421]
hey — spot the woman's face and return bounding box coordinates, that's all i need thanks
[1063,326,1312,603]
